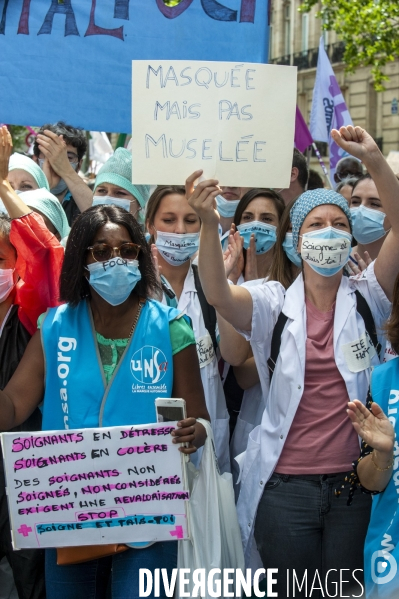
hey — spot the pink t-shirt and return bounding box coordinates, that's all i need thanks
[275,298,360,474]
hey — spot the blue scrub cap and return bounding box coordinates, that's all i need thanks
[20,189,70,239]
[290,189,352,251]
[94,148,150,209]
[9,153,50,191]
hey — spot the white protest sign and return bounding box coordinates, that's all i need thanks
[131,60,297,187]
[1,423,189,549]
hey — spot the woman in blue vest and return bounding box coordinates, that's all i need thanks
[0,203,209,599]
[347,275,399,599]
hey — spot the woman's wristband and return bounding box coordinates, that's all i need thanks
[371,450,394,472]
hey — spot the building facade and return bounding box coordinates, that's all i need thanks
[269,0,399,157]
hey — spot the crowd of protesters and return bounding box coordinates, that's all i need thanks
[0,121,398,599]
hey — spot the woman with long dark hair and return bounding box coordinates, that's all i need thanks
[0,203,209,599]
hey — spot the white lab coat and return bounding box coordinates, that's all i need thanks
[230,382,263,494]
[162,265,231,474]
[229,278,266,494]
[235,261,391,566]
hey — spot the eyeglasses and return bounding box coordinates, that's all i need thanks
[67,152,79,163]
[87,243,141,262]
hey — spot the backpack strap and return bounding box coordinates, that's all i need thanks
[354,290,381,358]
[192,264,218,353]
[267,311,288,381]
[266,291,381,383]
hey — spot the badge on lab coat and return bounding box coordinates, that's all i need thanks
[196,334,215,368]
[341,331,377,373]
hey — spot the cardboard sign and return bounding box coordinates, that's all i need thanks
[1,423,189,549]
[131,60,297,187]
[0,1,269,132]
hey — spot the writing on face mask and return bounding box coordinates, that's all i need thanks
[301,238,351,267]
[237,221,277,255]
[300,226,352,277]
[86,258,142,306]
[155,231,200,267]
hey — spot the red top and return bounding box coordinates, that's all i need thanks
[10,212,64,335]
[275,298,360,474]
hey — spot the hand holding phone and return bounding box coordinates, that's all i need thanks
[155,398,197,454]
[171,417,198,455]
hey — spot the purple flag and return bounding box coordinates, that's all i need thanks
[310,37,353,184]
[295,106,313,153]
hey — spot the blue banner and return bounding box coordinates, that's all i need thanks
[0,1,269,132]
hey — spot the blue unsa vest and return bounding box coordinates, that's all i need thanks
[41,299,181,431]
[364,357,399,598]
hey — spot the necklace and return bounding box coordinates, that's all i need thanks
[129,300,144,339]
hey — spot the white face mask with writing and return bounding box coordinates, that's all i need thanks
[300,226,352,277]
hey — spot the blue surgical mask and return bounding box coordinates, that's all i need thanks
[237,221,277,255]
[300,226,352,277]
[50,178,68,196]
[350,207,358,226]
[215,195,240,218]
[282,232,302,267]
[92,196,131,212]
[86,258,141,306]
[351,205,387,244]
[155,231,200,266]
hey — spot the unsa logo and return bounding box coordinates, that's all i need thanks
[130,346,168,384]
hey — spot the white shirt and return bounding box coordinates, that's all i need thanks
[235,261,391,564]
[162,265,231,474]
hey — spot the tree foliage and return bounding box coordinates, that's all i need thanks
[8,126,35,153]
[299,0,399,90]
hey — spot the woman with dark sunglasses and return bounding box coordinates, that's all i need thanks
[0,203,209,599]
